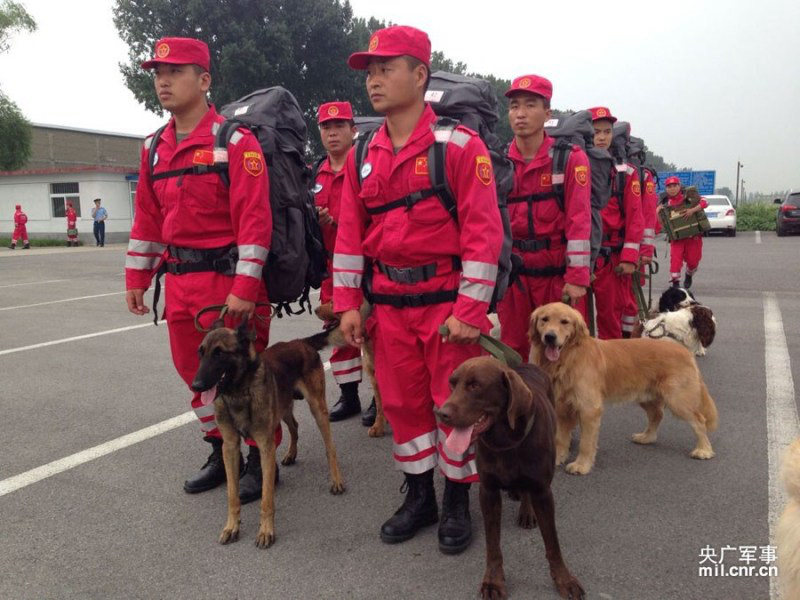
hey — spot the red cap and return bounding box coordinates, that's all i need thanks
[665,176,681,186]
[141,37,210,71]
[505,75,552,100]
[588,106,617,123]
[318,101,354,124]
[348,26,431,70]
[15,204,21,209]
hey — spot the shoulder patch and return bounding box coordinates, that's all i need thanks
[243,151,264,177]
[631,180,641,196]
[415,156,429,176]
[646,181,655,195]
[574,165,588,187]
[476,155,493,186]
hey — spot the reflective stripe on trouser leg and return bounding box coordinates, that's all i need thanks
[331,346,363,385]
[372,301,483,480]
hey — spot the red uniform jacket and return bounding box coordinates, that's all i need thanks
[66,208,77,229]
[640,170,658,259]
[125,106,271,302]
[14,209,27,228]
[332,104,503,328]
[314,157,346,300]
[602,165,644,264]
[507,135,592,287]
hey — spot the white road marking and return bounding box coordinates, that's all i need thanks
[0,322,160,356]
[756,231,762,244]
[764,293,798,600]
[0,291,126,311]
[0,362,332,497]
[0,279,69,289]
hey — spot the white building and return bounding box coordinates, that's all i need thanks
[0,124,143,244]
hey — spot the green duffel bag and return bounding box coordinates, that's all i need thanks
[658,186,710,241]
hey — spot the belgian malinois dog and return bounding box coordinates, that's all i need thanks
[191,319,345,548]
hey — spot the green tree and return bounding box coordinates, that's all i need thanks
[715,186,733,198]
[0,0,35,170]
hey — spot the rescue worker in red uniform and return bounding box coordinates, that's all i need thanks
[66,202,78,246]
[621,163,658,336]
[125,37,280,503]
[497,75,592,360]
[313,101,373,424]
[662,176,707,288]
[9,204,30,249]
[589,107,644,340]
[334,26,503,554]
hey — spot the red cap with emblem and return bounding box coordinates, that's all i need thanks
[665,176,681,186]
[588,106,617,123]
[348,25,431,70]
[141,37,211,71]
[505,74,553,100]
[318,101,354,124]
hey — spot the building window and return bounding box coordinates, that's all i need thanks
[50,182,81,217]
[129,180,138,219]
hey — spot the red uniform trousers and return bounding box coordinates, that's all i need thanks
[620,265,646,336]
[371,299,486,484]
[497,274,587,360]
[164,270,281,448]
[12,224,28,244]
[669,236,703,282]
[320,274,362,385]
[593,251,633,340]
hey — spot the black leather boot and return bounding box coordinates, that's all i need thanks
[684,272,693,289]
[671,279,680,288]
[238,445,279,504]
[438,479,472,554]
[183,436,239,494]
[380,470,439,544]
[22,243,30,249]
[361,397,377,427]
[622,331,631,339]
[329,381,361,422]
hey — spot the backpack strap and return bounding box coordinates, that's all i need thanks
[549,141,571,213]
[310,156,327,186]
[147,124,169,179]
[354,129,378,187]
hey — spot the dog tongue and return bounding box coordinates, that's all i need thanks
[445,426,474,456]
[545,346,561,362]
[200,385,217,406]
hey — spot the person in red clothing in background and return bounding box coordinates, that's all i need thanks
[312,100,375,425]
[66,202,79,247]
[661,175,707,289]
[334,25,503,554]
[124,37,280,504]
[497,74,592,360]
[9,204,29,249]
[589,107,644,339]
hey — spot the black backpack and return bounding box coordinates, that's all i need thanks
[627,135,658,199]
[537,110,614,270]
[148,87,327,317]
[353,71,515,312]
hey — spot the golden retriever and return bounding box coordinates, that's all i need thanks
[778,438,800,598]
[528,302,718,475]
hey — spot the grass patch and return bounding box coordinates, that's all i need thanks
[735,203,779,231]
[0,237,80,247]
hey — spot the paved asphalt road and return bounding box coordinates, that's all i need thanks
[1,231,798,600]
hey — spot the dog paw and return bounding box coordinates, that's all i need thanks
[280,451,297,466]
[254,528,275,549]
[553,572,586,599]
[690,448,715,460]
[218,524,240,545]
[330,480,346,495]
[555,452,569,466]
[631,432,656,445]
[517,508,537,530]
[368,423,385,438]
[565,461,592,475]
[479,580,508,600]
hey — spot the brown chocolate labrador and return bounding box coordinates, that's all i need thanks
[436,357,584,600]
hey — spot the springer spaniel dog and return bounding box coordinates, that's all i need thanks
[642,288,717,356]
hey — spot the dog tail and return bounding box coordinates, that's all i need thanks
[700,382,718,432]
[302,328,351,352]
[781,439,800,502]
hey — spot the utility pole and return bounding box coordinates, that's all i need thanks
[735,160,744,207]
[740,179,746,203]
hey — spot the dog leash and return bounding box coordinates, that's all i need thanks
[438,324,523,367]
[194,303,273,333]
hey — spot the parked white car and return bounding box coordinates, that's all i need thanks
[703,195,737,236]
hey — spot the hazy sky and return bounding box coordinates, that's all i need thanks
[1,0,798,194]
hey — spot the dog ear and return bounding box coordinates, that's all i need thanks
[573,309,590,340]
[210,318,225,330]
[503,368,533,430]
[528,308,542,347]
[236,317,255,347]
[692,306,716,348]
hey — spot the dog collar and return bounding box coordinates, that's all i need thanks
[480,411,537,453]
[645,322,681,342]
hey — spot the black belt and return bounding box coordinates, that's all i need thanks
[598,244,624,259]
[512,235,567,252]
[516,265,566,278]
[368,289,458,308]
[375,257,461,285]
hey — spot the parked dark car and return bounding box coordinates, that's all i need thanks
[775,191,800,236]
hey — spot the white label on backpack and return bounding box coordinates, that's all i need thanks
[615,163,628,173]
[213,149,229,163]
[361,162,373,179]
[544,118,559,128]
[552,173,565,184]
[425,90,444,103]
[313,183,323,194]
[152,152,159,167]
[234,105,250,116]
